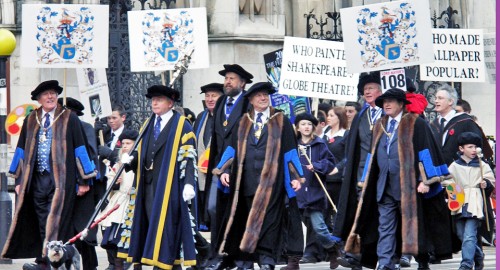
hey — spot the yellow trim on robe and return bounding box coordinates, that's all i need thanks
[182,131,196,145]
[152,116,186,262]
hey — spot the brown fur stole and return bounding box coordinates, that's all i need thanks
[219,108,284,254]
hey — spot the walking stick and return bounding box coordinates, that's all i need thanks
[476,147,490,232]
[298,146,337,212]
[73,48,195,242]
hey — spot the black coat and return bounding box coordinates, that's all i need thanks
[215,109,305,260]
[206,94,250,188]
[332,105,371,240]
[205,93,249,247]
[3,105,96,259]
[430,113,484,165]
[323,130,349,183]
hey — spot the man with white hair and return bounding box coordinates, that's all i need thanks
[431,84,486,166]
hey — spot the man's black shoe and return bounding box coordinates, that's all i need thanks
[337,255,362,269]
[417,262,430,270]
[429,254,441,264]
[474,258,484,270]
[399,255,411,267]
[205,257,235,270]
[22,262,47,270]
[299,256,318,264]
[260,265,275,270]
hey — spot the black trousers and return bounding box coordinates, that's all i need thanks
[75,240,99,270]
[31,171,55,244]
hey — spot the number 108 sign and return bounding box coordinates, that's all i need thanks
[380,69,407,93]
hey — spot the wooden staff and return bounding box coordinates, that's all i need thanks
[99,129,105,146]
[476,147,490,232]
[299,146,337,212]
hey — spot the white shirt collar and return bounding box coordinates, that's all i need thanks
[254,107,270,123]
[43,108,56,118]
[439,109,458,123]
[112,125,125,138]
[227,91,243,104]
[156,109,174,131]
[388,111,403,129]
[326,128,346,139]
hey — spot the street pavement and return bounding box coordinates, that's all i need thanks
[0,245,496,269]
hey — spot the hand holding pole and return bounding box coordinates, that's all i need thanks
[299,146,337,212]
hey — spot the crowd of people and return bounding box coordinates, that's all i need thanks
[0,66,495,270]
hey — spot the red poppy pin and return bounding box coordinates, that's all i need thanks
[329,138,335,143]
[448,129,455,136]
[116,140,122,148]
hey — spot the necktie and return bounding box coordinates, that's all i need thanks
[225,97,234,118]
[439,118,446,136]
[254,112,263,142]
[44,113,51,128]
[107,133,115,147]
[38,114,52,172]
[371,108,377,121]
[154,116,162,140]
[386,119,397,153]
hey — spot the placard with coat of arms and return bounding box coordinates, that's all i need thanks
[341,0,434,73]
[128,8,209,72]
[21,4,109,68]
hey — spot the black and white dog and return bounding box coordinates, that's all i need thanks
[46,240,81,270]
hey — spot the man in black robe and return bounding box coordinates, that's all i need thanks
[430,84,488,166]
[205,64,252,270]
[344,89,454,270]
[214,82,304,270]
[2,80,96,270]
[334,72,383,270]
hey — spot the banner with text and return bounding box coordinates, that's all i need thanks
[420,29,485,82]
[483,33,495,84]
[76,68,112,123]
[279,36,359,102]
[128,8,209,72]
[340,0,433,73]
[264,49,310,123]
[21,4,109,68]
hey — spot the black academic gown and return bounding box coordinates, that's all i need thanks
[205,93,249,252]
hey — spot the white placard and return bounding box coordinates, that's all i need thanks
[341,0,434,73]
[420,29,485,82]
[128,8,209,72]
[380,69,406,92]
[21,4,109,68]
[278,36,359,101]
[76,68,112,123]
[483,33,496,84]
